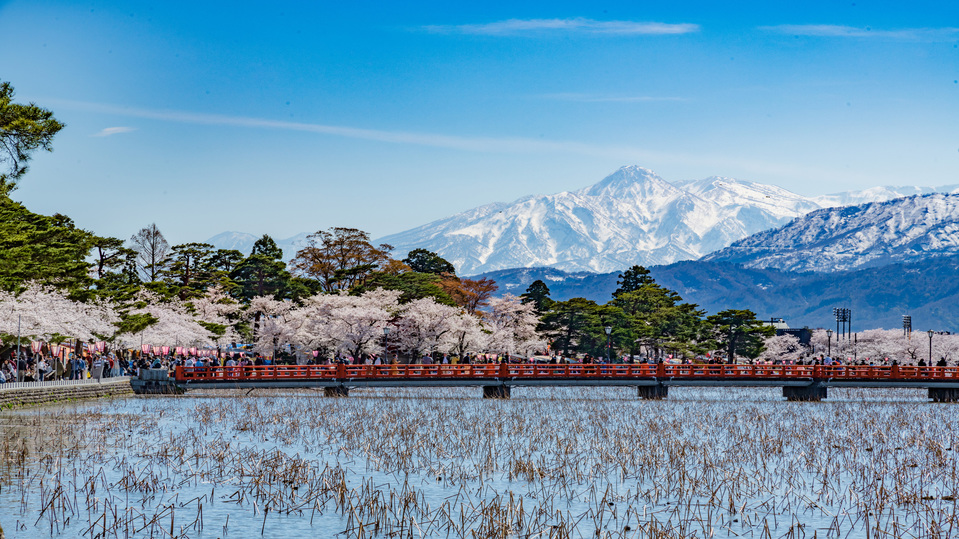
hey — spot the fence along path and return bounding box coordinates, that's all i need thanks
[172,364,959,401]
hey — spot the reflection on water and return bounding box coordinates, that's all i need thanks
[0,386,956,538]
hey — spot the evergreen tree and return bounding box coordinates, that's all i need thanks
[520,279,553,312]
[706,309,775,361]
[612,265,655,298]
[0,81,64,193]
[611,284,705,358]
[539,298,613,357]
[231,236,301,302]
[0,195,97,293]
[403,248,456,276]
[250,235,284,260]
[161,242,215,299]
[353,271,457,306]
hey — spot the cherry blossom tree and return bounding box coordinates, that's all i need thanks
[393,297,460,360]
[757,334,802,362]
[446,311,489,359]
[246,295,299,357]
[189,284,241,347]
[485,294,543,357]
[115,290,211,348]
[294,289,400,361]
[0,282,119,343]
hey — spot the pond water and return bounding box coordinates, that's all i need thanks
[1,387,957,538]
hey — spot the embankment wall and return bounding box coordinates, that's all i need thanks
[0,379,133,408]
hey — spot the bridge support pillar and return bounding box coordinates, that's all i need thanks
[483,385,511,399]
[324,386,349,397]
[929,388,959,402]
[637,384,668,400]
[783,383,826,402]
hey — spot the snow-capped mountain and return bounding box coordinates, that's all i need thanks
[703,194,959,272]
[378,166,823,274]
[207,167,958,275]
[206,231,259,253]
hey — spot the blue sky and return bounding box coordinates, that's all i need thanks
[1,0,957,245]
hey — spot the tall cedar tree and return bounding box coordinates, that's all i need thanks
[520,279,553,312]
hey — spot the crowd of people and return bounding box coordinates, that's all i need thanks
[1,346,952,384]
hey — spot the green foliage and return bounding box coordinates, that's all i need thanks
[197,320,228,339]
[354,270,457,305]
[613,265,655,298]
[251,235,283,260]
[706,309,775,360]
[230,236,301,301]
[0,81,64,193]
[537,270,708,360]
[403,248,456,276]
[539,298,619,357]
[520,279,553,312]
[611,284,705,357]
[115,311,158,336]
[0,195,97,293]
[161,242,215,299]
[205,248,244,295]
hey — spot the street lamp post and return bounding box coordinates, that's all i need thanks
[604,326,612,363]
[928,329,934,366]
[826,329,833,357]
[383,327,390,363]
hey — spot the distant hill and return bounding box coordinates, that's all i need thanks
[475,257,959,332]
[472,266,620,300]
[704,194,959,273]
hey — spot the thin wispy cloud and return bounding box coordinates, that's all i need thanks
[49,98,657,158]
[762,24,959,40]
[424,18,699,36]
[48,98,853,184]
[541,93,686,103]
[92,126,136,137]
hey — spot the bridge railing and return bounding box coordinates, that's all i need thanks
[173,364,959,383]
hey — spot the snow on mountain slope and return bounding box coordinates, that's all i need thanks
[208,169,957,275]
[378,166,818,274]
[702,194,959,272]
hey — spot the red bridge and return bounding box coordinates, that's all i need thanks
[169,363,959,401]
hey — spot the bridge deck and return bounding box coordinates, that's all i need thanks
[175,363,959,388]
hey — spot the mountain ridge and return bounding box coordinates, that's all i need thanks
[376,166,825,274]
[207,166,959,272]
[703,193,959,272]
